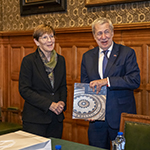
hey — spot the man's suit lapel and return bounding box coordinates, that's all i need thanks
[93,47,101,79]
[104,43,120,77]
[34,50,52,89]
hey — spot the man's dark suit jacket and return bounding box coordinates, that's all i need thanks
[19,49,67,124]
[81,42,140,129]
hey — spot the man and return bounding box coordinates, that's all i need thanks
[81,18,140,149]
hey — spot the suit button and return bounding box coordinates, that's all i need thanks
[51,93,54,95]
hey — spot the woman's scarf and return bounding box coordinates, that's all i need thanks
[38,48,57,88]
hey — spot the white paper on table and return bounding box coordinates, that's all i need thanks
[19,140,51,150]
[0,131,51,150]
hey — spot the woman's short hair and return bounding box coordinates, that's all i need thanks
[92,18,114,35]
[33,24,55,41]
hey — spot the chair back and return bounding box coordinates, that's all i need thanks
[0,88,22,135]
[120,113,150,150]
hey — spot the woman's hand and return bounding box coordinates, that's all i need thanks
[49,101,65,115]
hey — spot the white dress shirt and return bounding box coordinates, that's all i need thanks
[98,42,114,86]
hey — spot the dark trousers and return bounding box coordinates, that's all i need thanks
[23,117,63,138]
[88,120,119,150]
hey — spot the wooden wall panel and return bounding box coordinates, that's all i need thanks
[58,46,74,80]
[58,43,91,143]
[76,47,91,81]
[3,45,9,109]
[24,46,35,56]
[0,44,3,89]
[146,44,150,116]
[122,28,150,115]
[1,23,150,145]
[127,45,143,115]
[62,121,72,141]
[0,43,4,109]
[10,81,20,107]
[63,84,73,119]
[10,47,21,73]
[147,45,150,84]
[134,90,142,114]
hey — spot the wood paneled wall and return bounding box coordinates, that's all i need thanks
[0,22,150,144]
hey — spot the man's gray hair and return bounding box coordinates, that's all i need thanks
[92,18,114,35]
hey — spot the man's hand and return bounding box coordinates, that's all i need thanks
[49,101,65,115]
[90,78,108,94]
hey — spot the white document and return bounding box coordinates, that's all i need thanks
[20,140,51,150]
[0,131,51,150]
[72,83,106,120]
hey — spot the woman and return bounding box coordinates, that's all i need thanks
[19,24,67,138]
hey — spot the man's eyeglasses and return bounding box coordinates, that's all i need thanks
[40,35,55,42]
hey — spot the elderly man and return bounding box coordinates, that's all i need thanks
[81,18,140,149]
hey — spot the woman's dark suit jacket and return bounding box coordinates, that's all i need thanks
[19,49,67,124]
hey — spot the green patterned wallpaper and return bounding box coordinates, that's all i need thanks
[0,0,150,31]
